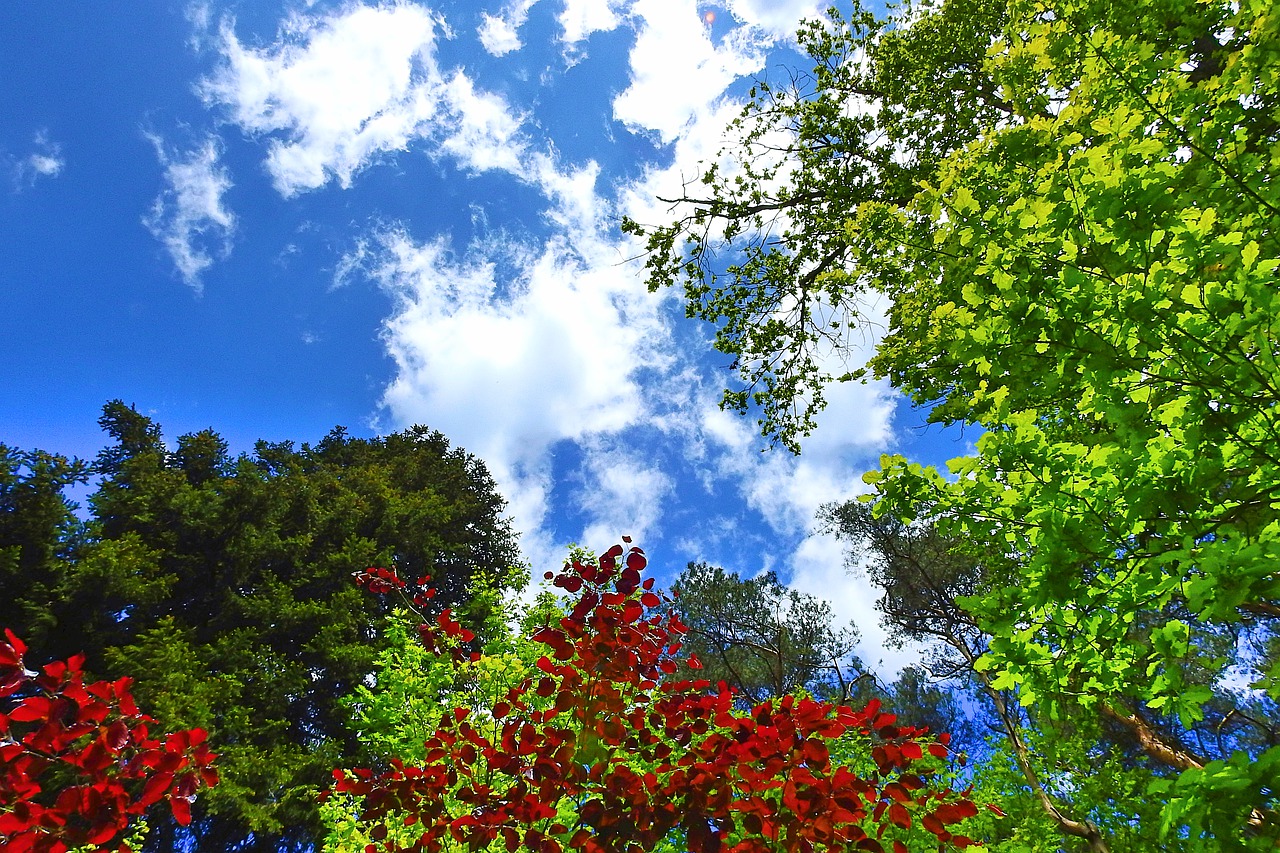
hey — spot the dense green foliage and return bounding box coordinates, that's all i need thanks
[633,0,1280,846]
[0,402,521,852]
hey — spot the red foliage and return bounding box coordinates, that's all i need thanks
[0,629,218,853]
[337,543,976,853]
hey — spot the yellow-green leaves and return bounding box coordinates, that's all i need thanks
[863,0,1280,844]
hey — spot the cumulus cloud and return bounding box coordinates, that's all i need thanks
[142,134,236,291]
[347,208,670,571]
[201,2,544,196]
[10,130,65,191]
[201,3,440,195]
[613,0,769,142]
[434,72,529,174]
[205,0,915,667]
[202,3,533,196]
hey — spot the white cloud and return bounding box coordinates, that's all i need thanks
[559,0,625,45]
[577,439,675,547]
[206,0,914,666]
[204,3,440,195]
[202,3,541,196]
[613,0,770,142]
[26,153,63,178]
[477,0,541,56]
[786,529,922,676]
[478,13,522,55]
[435,72,530,174]
[10,130,65,191]
[142,134,236,291]
[722,0,826,38]
[350,207,670,570]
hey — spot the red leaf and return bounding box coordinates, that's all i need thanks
[170,794,193,826]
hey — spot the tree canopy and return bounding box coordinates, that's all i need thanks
[632,0,1280,845]
[0,402,522,852]
[670,561,866,705]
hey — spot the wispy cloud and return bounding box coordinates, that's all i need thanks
[10,130,65,191]
[142,133,236,292]
[576,436,675,548]
[477,0,541,55]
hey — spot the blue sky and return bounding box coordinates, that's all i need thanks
[2,0,969,672]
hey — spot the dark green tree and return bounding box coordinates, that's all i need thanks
[670,561,866,704]
[0,445,89,653]
[0,401,522,852]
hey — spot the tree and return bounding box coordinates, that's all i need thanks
[670,562,866,705]
[622,0,1012,451]
[330,542,983,853]
[634,0,1279,843]
[821,500,1203,852]
[0,629,217,853]
[0,447,90,656]
[1,402,523,851]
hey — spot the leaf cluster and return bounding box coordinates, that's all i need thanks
[0,630,217,853]
[331,543,982,853]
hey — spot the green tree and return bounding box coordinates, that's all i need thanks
[670,561,867,704]
[821,499,1208,851]
[622,0,1012,451]
[634,0,1279,844]
[0,445,89,653]
[1,402,523,852]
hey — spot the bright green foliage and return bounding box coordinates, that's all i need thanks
[959,722,1181,853]
[636,0,1280,844]
[863,0,1280,842]
[323,594,555,853]
[623,0,1012,450]
[1,401,522,852]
